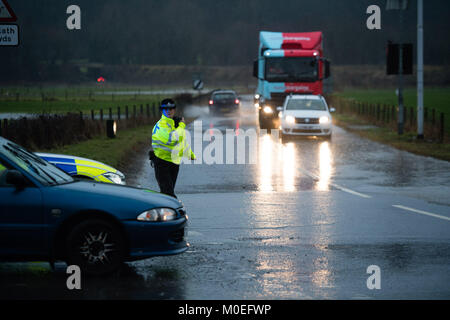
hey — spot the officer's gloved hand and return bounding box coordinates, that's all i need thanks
[173,116,182,128]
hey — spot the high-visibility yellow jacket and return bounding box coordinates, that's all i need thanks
[151,114,196,165]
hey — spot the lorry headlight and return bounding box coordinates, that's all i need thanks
[319,116,330,124]
[137,208,177,222]
[286,115,295,124]
[263,106,273,114]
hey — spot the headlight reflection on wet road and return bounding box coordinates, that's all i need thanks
[259,134,275,192]
[258,134,298,192]
[317,141,333,191]
[282,142,296,192]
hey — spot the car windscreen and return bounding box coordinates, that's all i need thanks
[213,93,236,101]
[0,142,74,186]
[286,99,327,111]
[265,57,318,82]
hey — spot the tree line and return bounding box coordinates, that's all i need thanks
[1,0,449,82]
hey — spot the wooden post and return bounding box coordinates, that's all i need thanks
[125,105,129,120]
[91,110,94,120]
[439,113,445,142]
[1,119,7,137]
[100,109,103,121]
[118,106,121,120]
[109,107,112,120]
[404,106,407,127]
[410,107,414,127]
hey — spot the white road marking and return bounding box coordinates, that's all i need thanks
[302,170,372,199]
[392,205,450,221]
[329,183,372,199]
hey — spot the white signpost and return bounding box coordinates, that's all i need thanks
[0,24,18,46]
[0,0,18,46]
[193,79,204,91]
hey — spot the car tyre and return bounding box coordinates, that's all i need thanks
[66,219,125,276]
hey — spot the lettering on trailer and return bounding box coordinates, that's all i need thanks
[0,0,17,22]
[0,24,18,46]
[283,37,311,41]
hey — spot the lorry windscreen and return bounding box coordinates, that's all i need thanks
[265,57,318,82]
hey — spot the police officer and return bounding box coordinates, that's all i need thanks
[149,98,196,198]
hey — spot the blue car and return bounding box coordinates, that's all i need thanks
[0,137,188,275]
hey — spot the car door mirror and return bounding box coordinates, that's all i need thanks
[6,170,27,189]
[276,106,283,112]
[329,107,336,113]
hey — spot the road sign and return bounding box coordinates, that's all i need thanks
[0,24,18,46]
[0,0,17,22]
[193,79,204,90]
[387,42,413,75]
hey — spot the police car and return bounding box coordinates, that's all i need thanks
[35,153,126,185]
[0,137,188,275]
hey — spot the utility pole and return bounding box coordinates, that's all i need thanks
[386,0,408,135]
[417,0,424,139]
[398,9,404,135]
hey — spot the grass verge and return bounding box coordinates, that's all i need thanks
[40,117,196,172]
[40,124,152,170]
[333,87,450,131]
[334,113,450,162]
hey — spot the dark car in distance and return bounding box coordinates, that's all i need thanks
[0,137,189,275]
[208,90,240,115]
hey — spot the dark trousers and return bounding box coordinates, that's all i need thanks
[153,156,180,198]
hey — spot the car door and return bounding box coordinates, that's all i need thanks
[0,159,45,258]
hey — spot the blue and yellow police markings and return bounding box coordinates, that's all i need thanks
[35,153,125,184]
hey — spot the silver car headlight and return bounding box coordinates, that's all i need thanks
[102,171,126,185]
[137,208,177,222]
[319,116,330,124]
[285,115,295,124]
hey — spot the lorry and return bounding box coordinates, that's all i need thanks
[253,31,331,129]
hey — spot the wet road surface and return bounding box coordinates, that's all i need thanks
[1,95,450,299]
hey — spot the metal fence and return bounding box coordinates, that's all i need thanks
[0,102,162,150]
[328,96,447,142]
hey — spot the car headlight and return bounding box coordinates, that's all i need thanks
[285,115,295,124]
[137,208,177,222]
[319,116,330,124]
[254,94,260,99]
[263,106,273,114]
[102,171,125,185]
